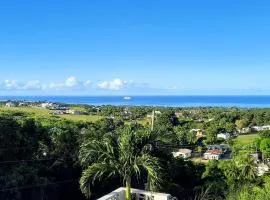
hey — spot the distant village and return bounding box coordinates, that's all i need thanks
[4,101,92,115]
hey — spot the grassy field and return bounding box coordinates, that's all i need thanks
[0,106,51,117]
[0,106,150,125]
[0,106,103,122]
[235,134,258,145]
[60,114,104,122]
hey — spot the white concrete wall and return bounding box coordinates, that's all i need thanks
[98,187,171,200]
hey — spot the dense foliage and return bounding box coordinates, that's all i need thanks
[1,105,270,200]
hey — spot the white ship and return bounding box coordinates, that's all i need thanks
[123,96,132,100]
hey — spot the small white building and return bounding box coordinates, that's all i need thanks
[239,127,251,134]
[217,132,231,140]
[203,150,222,160]
[41,102,53,108]
[5,102,16,107]
[251,125,270,132]
[173,149,192,159]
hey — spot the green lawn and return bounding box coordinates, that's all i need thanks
[235,134,258,145]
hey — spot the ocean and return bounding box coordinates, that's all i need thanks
[0,96,270,108]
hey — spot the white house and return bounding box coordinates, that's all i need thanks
[203,150,222,160]
[41,102,53,108]
[239,127,251,134]
[251,125,270,132]
[173,149,192,159]
[217,132,231,140]
[5,102,16,107]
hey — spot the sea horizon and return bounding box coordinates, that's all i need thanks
[1,95,270,108]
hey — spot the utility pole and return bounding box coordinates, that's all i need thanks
[151,110,155,131]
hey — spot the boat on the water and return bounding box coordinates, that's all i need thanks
[123,96,132,100]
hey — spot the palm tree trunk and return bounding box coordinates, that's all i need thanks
[125,178,132,200]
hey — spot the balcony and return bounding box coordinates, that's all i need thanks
[98,187,174,200]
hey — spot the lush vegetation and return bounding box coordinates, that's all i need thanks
[1,105,270,200]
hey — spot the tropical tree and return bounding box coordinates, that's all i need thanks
[79,125,161,200]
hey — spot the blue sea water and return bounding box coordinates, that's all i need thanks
[0,96,270,108]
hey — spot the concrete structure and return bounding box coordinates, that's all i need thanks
[98,187,173,200]
[173,149,192,159]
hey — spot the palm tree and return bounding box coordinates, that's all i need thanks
[238,156,257,182]
[79,125,161,200]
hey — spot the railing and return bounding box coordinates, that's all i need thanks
[98,187,174,200]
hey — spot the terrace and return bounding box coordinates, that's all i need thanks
[98,187,175,200]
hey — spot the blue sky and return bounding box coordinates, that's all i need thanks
[0,0,269,95]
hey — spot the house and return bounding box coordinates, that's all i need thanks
[207,144,230,154]
[239,127,251,134]
[203,149,222,160]
[172,149,192,159]
[41,102,53,108]
[5,102,16,107]
[217,132,231,140]
[251,125,270,132]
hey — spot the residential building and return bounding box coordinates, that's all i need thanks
[172,149,192,159]
[217,132,231,140]
[251,125,270,132]
[238,127,251,134]
[41,102,53,108]
[5,102,16,107]
[203,149,222,160]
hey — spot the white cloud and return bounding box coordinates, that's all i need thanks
[22,80,45,90]
[3,80,20,90]
[65,76,77,87]
[98,79,129,90]
[84,80,91,88]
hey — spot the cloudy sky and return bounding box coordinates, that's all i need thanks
[0,0,269,95]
